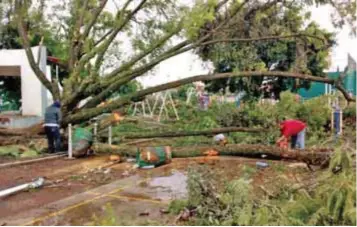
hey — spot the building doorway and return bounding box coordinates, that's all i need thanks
[0,66,21,113]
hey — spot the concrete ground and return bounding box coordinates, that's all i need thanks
[1,175,177,226]
[0,155,310,226]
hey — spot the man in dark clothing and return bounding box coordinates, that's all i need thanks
[44,101,62,153]
[276,119,306,149]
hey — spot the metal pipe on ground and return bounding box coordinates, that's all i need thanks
[0,177,45,198]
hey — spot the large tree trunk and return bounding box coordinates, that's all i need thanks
[94,143,332,166]
[0,122,45,137]
[109,127,266,140]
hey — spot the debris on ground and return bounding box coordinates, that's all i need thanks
[160,208,170,214]
[109,154,120,162]
[174,208,192,223]
[19,149,39,158]
[0,146,21,157]
[138,210,150,216]
[136,146,172,168]
[126,158,136,163]
[122,170,130,177]
[213,133,228,146]
[141,165,155,169]
[103,168,111,174]
[256,161,269,169]
[288,162,308,169]
[203,148,219,156]
[0,177,45,198]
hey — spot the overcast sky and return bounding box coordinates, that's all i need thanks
[137,4,357,88]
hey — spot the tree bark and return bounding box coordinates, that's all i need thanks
[0,122,45,137]
[93,143,332,166]
[112,127,266,140]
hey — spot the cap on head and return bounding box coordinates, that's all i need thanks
[53,101,61,108]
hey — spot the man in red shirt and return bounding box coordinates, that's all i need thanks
[276,119,306,149]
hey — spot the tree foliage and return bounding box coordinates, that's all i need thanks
[1,0,354,126]
[179,146,356,226]
[197,1,338,98]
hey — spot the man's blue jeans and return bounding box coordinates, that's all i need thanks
[291,128,305,149]
[45,126,61,152]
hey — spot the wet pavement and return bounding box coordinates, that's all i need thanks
[0,156,310,226]
[0,166,189,226]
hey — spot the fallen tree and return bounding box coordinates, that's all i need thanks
[93,143,332,166]
[0,0,351,139]
[107,127,266,140]
[9,0,354,129]
[0,123,45,137]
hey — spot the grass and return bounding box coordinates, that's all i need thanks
[69,175,82,181]
[242,164,257,179]
[168,199,188,215]
[272,163,286,172]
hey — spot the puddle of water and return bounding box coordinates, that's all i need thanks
[148,170,187,200]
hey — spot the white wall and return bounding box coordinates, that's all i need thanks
[0,46,49,116]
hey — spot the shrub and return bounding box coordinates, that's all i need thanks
[214,91,332,144]
[174,147,356,226]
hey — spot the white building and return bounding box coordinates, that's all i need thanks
[0,46,52,128]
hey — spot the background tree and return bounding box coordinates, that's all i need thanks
[6,0,355,127]
[196,1,337,99]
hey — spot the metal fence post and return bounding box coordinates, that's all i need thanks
[68,124,72,159]
[94,122,98,145]
[108,125,112,145]
[339,109,343,136]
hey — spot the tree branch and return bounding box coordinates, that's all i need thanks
[105,24,183,79]
[198,33,327,46]
[76,0,145,72]
[14,0,60,101]
[68,0,90,72]
[79,40,192,109]
[83,32,326,109]
[82,0,109,39]
[64,70,355,125]
[69,0,245,109]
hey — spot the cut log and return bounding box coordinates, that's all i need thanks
[0,136,44,146]
[112,127,266,140]
[0,122,45,137]
[93,143,332,166]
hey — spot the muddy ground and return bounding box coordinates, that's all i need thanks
[0,154,313,225]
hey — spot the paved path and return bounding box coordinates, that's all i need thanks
[0,172,185,226]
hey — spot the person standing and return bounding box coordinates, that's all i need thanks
[276,119,306,149]
[44,101,62,153]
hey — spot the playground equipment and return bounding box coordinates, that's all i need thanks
[131,100,152,117]
[185,87,197,104]
[151,91,179,122]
